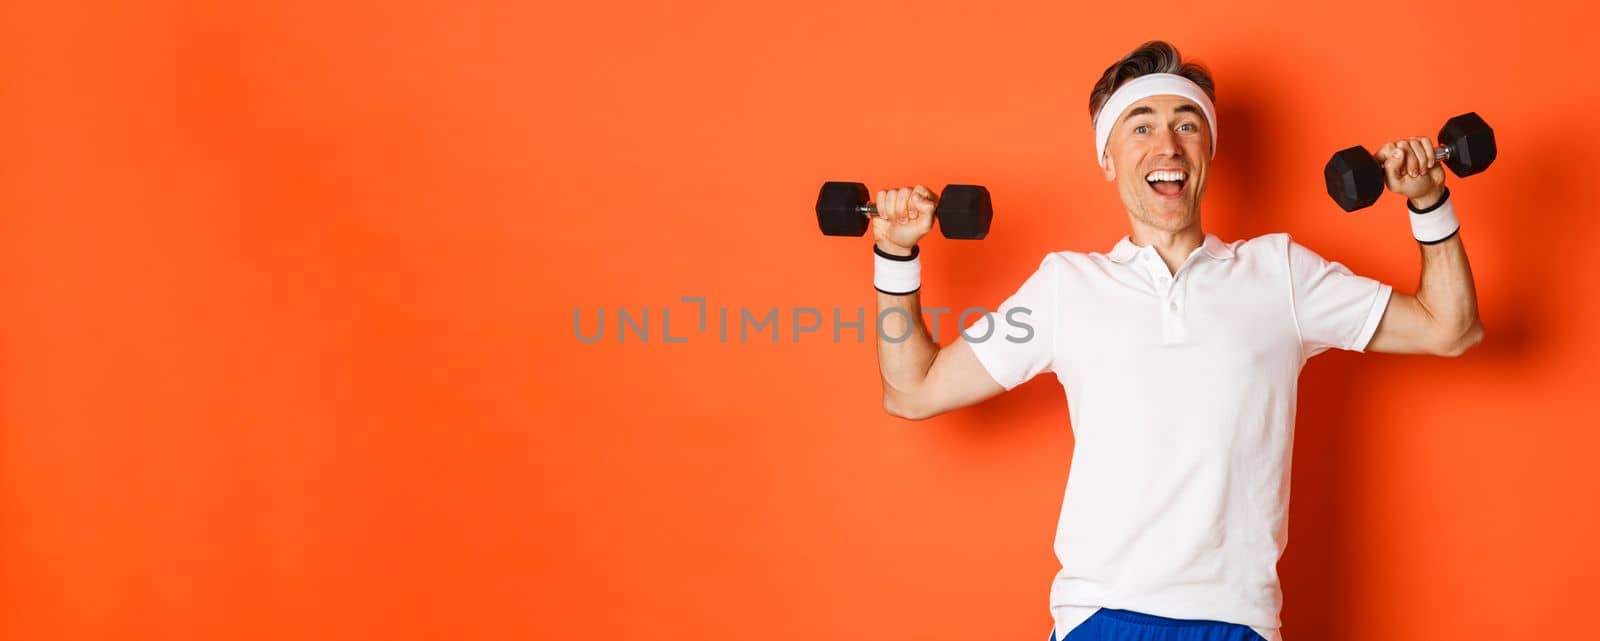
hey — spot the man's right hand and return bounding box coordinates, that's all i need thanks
[872,185,937,256]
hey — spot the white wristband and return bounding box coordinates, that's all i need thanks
[1408,187,1460,244]
[873,245,921,295]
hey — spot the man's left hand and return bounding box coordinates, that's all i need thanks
[1374,136,1447,209]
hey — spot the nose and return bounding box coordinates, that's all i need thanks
[1151,126,1181,158]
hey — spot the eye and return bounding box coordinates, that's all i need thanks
[1133,125,1149,135]
[1178,122,1196,133]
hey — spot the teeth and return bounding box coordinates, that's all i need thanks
[1144,170,1187,182]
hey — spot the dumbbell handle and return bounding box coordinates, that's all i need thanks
[1374,144,1454,161]
[853,204,919,217]
[1389,145,1453,161]
[1369,143,1459,162]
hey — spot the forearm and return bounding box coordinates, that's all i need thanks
[1415,234,1481,335]
[876,288,939,407]
[1409,188,1484,352]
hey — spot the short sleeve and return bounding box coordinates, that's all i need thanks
[1287,237,1393,358]
[963,254,1060,390]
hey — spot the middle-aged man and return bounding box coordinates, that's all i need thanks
[863,40,1483,641]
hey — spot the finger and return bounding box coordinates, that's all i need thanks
[915,183,934,215]
[896,186,921,220]
[1418,137,1436,169]
[1407,137,1428,176]
[912,184,936,216]
[1397,141,1416,178]
[873,190,886,220]
[1376,143,1404,184]
[1376,142,1402,175]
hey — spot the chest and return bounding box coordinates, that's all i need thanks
[1053,261,1303,388]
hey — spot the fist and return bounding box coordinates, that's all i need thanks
[1375,136,1447,208]
[871,185,937,255]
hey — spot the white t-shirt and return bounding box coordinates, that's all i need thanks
[964,233,1392,641]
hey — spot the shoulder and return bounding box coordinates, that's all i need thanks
[1028,248,1113,285]
[1014,251,1071,288]
[1230,231,1294,258]
[1224,232,1330,271]
[1238,231,1329,257]
[996,249,1097,293]
[1013,249,1076,275]
[1038,250,1073,269]
[1047,245,1118,270]
[1234,233,1360,286]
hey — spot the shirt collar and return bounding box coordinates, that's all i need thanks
[1107,233,1235,263]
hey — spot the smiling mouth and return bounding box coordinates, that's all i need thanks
[1145,169,1187,199]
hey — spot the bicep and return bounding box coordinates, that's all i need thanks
[910,337,1006,417]
[898,253,1059,418]
[1365,290,1438,354]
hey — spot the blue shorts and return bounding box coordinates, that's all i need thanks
[1050,608,1266,641]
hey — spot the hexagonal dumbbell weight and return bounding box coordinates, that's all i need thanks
[1323,112,1497,212]
[814,181,993,240]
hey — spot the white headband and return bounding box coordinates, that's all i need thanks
[1092,73,1217,168]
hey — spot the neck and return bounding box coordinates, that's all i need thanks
[1127,217,1205,275]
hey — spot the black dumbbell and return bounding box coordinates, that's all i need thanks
[1323,112,1497,212]
[815,182,993,240]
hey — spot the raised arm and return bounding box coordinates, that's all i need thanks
[875,287,1004,421]
[870,186,1004,421]
[1365,137,1485,356]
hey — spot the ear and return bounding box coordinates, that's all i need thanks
[1100,154,1116,181]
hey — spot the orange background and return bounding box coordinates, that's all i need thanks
[3,1,1598,640]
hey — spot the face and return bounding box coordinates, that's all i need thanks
[1099,94,1212,234]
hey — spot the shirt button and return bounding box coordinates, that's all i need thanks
[1169,300,1179,311]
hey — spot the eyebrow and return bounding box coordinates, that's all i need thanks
[1121,103,1203,124]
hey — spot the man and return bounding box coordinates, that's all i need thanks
[866,41,1483,641]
